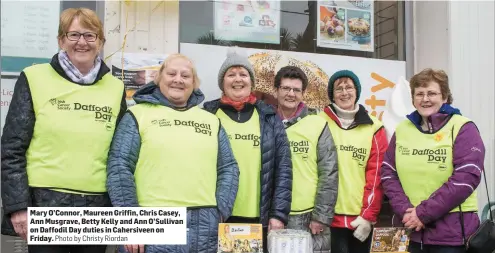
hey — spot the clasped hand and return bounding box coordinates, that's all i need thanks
[403,207,424,231]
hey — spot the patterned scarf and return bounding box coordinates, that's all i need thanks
[58,50,101,84]
[220,92,257,111]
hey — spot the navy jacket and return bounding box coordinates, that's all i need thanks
[106,83,239,253]
[203,99,292,226]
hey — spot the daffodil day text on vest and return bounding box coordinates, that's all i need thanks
[173,119,213,136]
[23,64,123,193]
[396,115,478,212]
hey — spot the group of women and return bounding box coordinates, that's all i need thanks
[1,7,486,253]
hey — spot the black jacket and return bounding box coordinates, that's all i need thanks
[1,54,127,236]
[203,99,292,226]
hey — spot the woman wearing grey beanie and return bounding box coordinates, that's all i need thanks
[203,48,292,252]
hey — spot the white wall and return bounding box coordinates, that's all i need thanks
[413,1,450,73]
[414,1,495,214]
[449,1,495,215]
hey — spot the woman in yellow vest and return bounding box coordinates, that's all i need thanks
[0,8,126,253]
[273,66,339,253]
[203,49,292,252]
[319,70,388,253]
[106,54,240,253]
[381,68,485,253]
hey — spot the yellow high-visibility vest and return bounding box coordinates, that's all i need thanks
[24,63,123,193]
[131,104,219,207]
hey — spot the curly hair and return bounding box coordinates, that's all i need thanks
[274,66,309,91]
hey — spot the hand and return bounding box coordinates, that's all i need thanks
[125,244,145,253]
[10,210,28,240]
[349,216,372,242]
[268,218,284,232]
[309,221,326,235]
[402,212,412,224]
[404,208,424,232]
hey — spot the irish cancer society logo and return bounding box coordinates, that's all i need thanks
[50,98,71,110]
[398,145,410,156]
[151,119,172,127]
[50,99,114,125]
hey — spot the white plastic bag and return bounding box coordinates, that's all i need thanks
[267,229,312,253]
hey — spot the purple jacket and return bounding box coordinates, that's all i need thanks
[381,104,485,246]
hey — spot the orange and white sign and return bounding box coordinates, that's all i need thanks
[180,43,407,136]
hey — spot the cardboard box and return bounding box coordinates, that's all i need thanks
[370,227,410,253]
[217,223,263,253]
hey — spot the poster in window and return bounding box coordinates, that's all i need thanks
[317,0,374,52]
[214,0,280,44]
[111,52,168,107]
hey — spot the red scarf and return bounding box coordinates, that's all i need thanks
[220,93,257,111]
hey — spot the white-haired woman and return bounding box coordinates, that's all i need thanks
[106,54,239,253]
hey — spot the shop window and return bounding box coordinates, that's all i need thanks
[1,0,102,76]
[179,0,406,61]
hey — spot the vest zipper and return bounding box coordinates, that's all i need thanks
[421,230,424,250]
[237,111,241,121]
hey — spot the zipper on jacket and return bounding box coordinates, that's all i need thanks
[421,230,424,250]
[237,111,240,121]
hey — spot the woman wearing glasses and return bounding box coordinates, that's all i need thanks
[1,8,126,253]
[203,49,292,252]
[273,66,339,253]
[381,68,485,253]
[319,70,388,253]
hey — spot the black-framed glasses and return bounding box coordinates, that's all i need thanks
[66,31,98,42]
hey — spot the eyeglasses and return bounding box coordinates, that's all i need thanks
[279,86,303,94]
[334,86,355,94]
[414,91,441,100]
[66,31,98,42]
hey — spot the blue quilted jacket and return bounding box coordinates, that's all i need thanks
[106,83,240,253]
[203,99,292,227]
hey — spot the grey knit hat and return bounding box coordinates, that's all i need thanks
[217,47,256,91]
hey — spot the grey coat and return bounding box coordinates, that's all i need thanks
[106,83,239,253]
[283,105,338,253]
[280,105,338,225]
